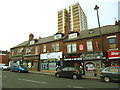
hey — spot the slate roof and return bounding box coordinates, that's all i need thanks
[64,25,120,42]
[11,25,120,49]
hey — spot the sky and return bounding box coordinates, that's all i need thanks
[0,0,119,51]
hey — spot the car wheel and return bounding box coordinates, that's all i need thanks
[104,77,110,82]
[72,74,77,80]
[56,73,60,78]
[18,70,21,73]
[10,69,13,72]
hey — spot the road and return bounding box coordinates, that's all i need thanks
[2,71,120,89]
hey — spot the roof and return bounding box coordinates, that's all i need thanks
[64,25,120,42]
[11,25,120,49]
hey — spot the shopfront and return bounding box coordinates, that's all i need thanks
[63,53,84,74]
[107,50,120,66]
[82,52,105,77]
[40,52,62,71]
[23,55,39,71]
[9,56,23,66]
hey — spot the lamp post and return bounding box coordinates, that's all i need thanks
[94,5,105,57]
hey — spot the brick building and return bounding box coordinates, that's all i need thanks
[9,2,120,77]
[0,50,10,65]
[9,25,120,77]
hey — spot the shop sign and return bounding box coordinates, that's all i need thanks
[24,56,39,60]
[40,52,62,59]
[108,51,120,59]
[11,57,22,60]
[64,58,82,61]
[83,52,103,60]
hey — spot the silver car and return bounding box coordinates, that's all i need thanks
[100,67,120,82]
[0,64,10,70]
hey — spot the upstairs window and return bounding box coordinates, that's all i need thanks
[87,41,93,52]
[52,43,59,52]
[108,38,116,49]
[43,45,46,53]
[12,50,14,56]
[35,47,38,54]
[67,43,76,53]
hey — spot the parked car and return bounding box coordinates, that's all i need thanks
[55,67,83,80]
[0,64,10,70]
[10,64,28,73]
[100,67,120,82]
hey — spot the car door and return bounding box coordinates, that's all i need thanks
[67,67,75,77]
[110,67,119,80]
[60,67,68,77]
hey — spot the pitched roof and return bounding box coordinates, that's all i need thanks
[64,25,119,42]
[11,25,119,49]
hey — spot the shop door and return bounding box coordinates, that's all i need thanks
[41,63,48,70]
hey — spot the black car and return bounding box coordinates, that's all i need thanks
[55,67,83,79]
[100,67,120,82]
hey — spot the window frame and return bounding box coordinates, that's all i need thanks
[86,40,93,52]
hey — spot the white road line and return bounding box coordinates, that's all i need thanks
[17,78,47,84]
[73,86,84,88]
[3,76,8,78]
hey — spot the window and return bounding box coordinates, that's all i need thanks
[108,38,116,49]
[12,50,14,56]
[62,67,68,71]
[67,44,71,53]
[56,44,59,52]
[110,68,118,73]
[17,49,20,55]
[35,47,38,54]
[67,43,76,53]
[72,44,76,52]
[26,47,32,55]
[43,45,46,53]
[87,41,93,51]
[26,48,29,55]
[51,43,59,52]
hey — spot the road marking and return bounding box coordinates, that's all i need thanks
[17,78,47,84]
[73,86,84,88]
[3,76,8,78]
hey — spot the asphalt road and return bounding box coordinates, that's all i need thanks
[2,71,120,89]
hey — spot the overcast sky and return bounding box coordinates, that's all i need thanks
[0,0,119,51]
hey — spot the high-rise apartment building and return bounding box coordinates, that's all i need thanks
[118,1,120,20]
[69,2,88,32]
[58,8,69,33]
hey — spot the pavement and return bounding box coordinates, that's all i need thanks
[29,70,100,80]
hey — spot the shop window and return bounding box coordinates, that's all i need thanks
[33,60,38,68]
[86,41,93,52]
[85,62,95,71]
[108,38,116,49]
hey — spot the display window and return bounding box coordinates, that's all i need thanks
[85,62,95,71]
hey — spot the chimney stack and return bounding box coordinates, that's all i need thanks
[115,20,120,25]
[29,33,34,42]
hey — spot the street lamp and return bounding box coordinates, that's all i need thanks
[94,5,105,57]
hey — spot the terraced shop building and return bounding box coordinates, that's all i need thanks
[9,25,120,75]
[9,33,65,71]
